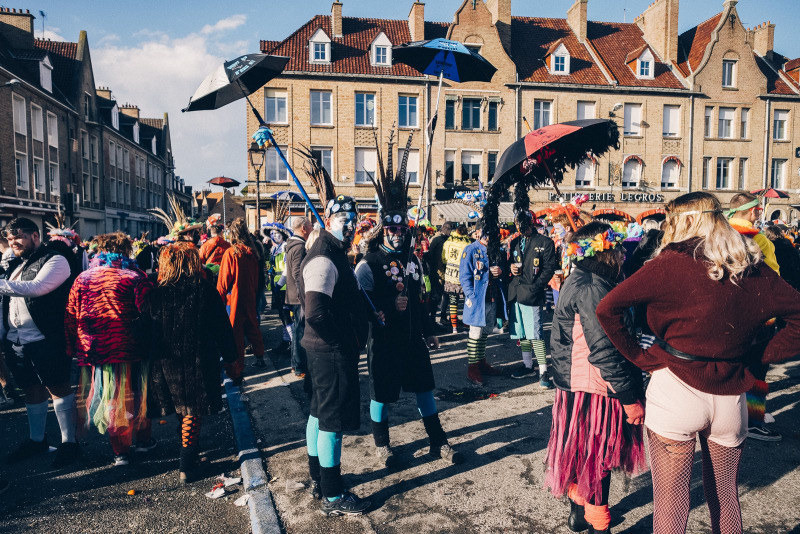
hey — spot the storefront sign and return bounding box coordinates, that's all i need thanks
[547,192,665,203]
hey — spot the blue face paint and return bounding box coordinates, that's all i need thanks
[328,212,357,244]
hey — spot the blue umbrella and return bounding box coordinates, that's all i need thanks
[391,38,497,83]
[269,191,303,201]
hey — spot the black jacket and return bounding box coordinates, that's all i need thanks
[299,230,369,354]
[771,237,800,292]
[284,236,307,306]
[549,260,642,404]
[424,234,448,287]
[507,232,558,306]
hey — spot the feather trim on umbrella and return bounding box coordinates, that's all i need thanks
[295,144,336,209]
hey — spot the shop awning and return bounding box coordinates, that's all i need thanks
[636,208,667,224]
[593,208,633,222]
[433,202,515,223]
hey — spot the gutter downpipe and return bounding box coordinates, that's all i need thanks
[515,82,520,139]
[763,99,771,191]
[687,95,694,192]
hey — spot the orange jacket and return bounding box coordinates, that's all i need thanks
[217,244,259,328]
[199,235,231,266]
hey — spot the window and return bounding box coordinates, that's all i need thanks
[774,110,788,140]
[310,147,333,177]
[575,161,594,188]
[15,155,28,189]
[355,92,375,126]
[740,108,749,139]
[313,42,327,62]
[32,159,43,191]
[445,100,455,130]
[662,105,680,137]
[533,100,551,130]
[265,146,289,182]
[462,98,481,130]
[47,112,58,147]
[623,103,642,136]
[702,157,711,189]
[444,150,456,185]
[398,95,418,128]
[718,107,734,138]
[722,60,736,88]
[771,159,786,189]
[461,151,481,182]
[12,94,26,135]
[577,101,595,120]
[488,101,499,131]
[133,122,140,143]
[30,104,43,141]
[112,105,119,129]
[151,137,157,154]
[373,45,388,66]
[39,59,52,93]
[48,162,59,194]
[704,107,713,138]
[398,148,419,184]
[355,147,377,184]
[661,160,679,188]
[465,44,482,55]
[265,89,287,123]
[310,91,332,125]
[488,152,497,181]
[738,158,747,190]
[553,55,566,73]
[83,93,91,121]
[622,159,640,188]
[110,175,116,202]
[549,44,570,75]
[308,28,332,63]
[716,157,732,189]
[639,59,651,77]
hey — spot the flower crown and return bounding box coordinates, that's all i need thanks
[565,227,626,261]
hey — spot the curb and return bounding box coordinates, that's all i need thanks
[224,377,282,534]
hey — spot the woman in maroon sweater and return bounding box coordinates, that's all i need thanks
[596,192,800,534]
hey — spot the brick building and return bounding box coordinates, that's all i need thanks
[194,190,245,226]
[0,7,185,237]
[249,0,800,223]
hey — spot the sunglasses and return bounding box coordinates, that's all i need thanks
[385,225,409,234]
[3,228,34,239]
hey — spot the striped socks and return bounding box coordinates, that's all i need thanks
[448,294,459,331]
[467,334,487,364]
[520,340,533,368]
[532,339,547,374]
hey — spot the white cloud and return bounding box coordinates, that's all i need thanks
[200,14,247,35]
[40,27,66,41]
[92,16,252,193]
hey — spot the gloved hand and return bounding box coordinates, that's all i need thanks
[252,126,274,149]
[638,333,656,350]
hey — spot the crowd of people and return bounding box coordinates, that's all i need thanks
[1,186,799,533]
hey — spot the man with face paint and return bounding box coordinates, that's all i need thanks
[507,211,559,387]
[355,211,463,468]
[264,224,293,357]
[299,195,372,516]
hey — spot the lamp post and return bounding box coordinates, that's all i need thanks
[248,141,266,232]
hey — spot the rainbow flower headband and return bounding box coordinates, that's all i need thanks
[565,227,626,261]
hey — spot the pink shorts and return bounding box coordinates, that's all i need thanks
[645,368,748,448]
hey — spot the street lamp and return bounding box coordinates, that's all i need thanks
[248,141,266,232]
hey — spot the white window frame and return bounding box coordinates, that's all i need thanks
[662,105,680,137]
[310,90,332,125]
[133,122,140,143]
[622,159,641,189]
[264,89,288,124]
[533,100,552,130]
[30,103,43,141]
[265,145,289,182]
[718,107,734,139]
[461,98,482,130]
[398,95,418,128]
[704,107,713,138]
[716,157,733,189]
[32,157,43,191]
[397,148,420,185]
[722,59,737,88]
[371,32,392,67]
[702,157,711,189]
[550,44,570,75]
[308,28,331,64]
[575,160,595,188]
[151,137,157,154]
[48,161,59,194]
[740,108,749,139]
[738,158,747,190]
[310,147,333,178]
[46,111,58,147]
[461,150,482,182]
[771,159,786,189]
[15,154,29,190]
[623,103,642,136]
[773,110,789,141]
[660,159,679,189]
[39,56,53,93]
[12,93,26,135]
[355,147,377,184]
[111,104,119,129]
[355,92,375,127]
[637,49,654,79]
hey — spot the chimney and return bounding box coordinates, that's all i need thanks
[408,2,425,42]
[567,0,588,44]
[120,104,140,119]
[752,21,775,58]
[0,7,35,49]
[96,86,112,99]
[331,2,343,38]
[486,0,511,49]
[634,0,679,64]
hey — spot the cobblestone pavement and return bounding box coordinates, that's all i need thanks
[246,312,800,534]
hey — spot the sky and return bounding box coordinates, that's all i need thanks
[25,0,800,191]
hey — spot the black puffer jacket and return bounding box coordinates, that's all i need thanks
[284,236,307,306]
[549,260,642,404]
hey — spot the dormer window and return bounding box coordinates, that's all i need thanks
[39,56,52,93]
[151,137,157,154]
[546,42,570,75]
[370,32,392,67]
[636,48,655,79]
[309,28,331,64]
[111,104,119,129]
[133,122,140,143]
[639,59,651,77]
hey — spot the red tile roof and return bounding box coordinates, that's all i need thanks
[510,17,608,85]
[587,21,684,89]
[784,58,800,72]
[754,54,798,95]
[676,13,722,77]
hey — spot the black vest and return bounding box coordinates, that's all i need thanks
[1,245,71,346]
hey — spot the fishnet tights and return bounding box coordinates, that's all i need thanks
[648,429,743,534]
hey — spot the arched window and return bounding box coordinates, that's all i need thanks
[661,159,680,188]
[622,158,641,188]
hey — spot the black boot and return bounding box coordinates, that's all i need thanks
[179,446,199,484]
[568,499,589,532]
[307,455,322,499]
[422,414,463,464]
[370,419,395,468]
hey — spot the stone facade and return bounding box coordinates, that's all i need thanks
[249,0,800,224]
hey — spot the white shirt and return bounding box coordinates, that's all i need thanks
[0,251,70,344]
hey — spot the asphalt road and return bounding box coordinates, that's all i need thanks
[0,390,250,533]
[247,311,800,534]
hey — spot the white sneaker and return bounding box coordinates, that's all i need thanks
[764,413,776,424]
[113,455,130,467]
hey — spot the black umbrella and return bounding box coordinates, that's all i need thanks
[182,54,290,112]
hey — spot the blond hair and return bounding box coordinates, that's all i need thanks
[158,242,202,286]
[656,192,761,281]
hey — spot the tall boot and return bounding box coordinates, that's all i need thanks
[307,455,322,499]
[179,445,199,484]
[370,419,395,468]
[422,414,463,464]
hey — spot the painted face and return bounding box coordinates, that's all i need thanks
[383,225,408,250]
[328,212,357,244]
[270,230,284,244]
